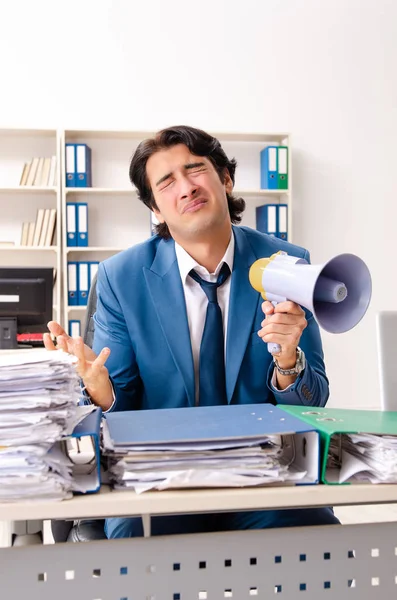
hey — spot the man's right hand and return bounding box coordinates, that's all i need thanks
[43,321,114,411]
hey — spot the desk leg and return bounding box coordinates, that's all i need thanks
[142,514,151,537]
[11,520,43,546]
[0,520,12,548]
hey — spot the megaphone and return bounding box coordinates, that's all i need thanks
[249,251,372,355]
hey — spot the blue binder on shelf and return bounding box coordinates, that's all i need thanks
[66,202,77,247]
[256,204,278,237]
[65,143,76,187]
[78,262,89,306]
[104,404,320,484]
[277,204,288,241]
[76,144,92,187]
[260,146,278,189]
[63,406,102,494]
[76,202,88,246]
[68,319,81,338]
[67,262,78,306]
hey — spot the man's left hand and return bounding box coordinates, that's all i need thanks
[258,300,307,368]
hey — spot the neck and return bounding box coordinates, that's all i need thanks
[176,224,232,272]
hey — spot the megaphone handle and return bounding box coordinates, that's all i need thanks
[268,342,281,355]
[265,300,281,355]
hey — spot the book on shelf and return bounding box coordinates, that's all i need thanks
[20,222,29,246]
[38,208,51,246]
[27,222,35,246]
[26,158,39,186]
[19,156,57,187]
[21,208,57,247]
[19,163,30,186]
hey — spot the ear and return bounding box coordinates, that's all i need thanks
[152,208,165,224]
[223,169,233,195]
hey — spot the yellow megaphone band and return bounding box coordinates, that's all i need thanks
[248,252,281,300]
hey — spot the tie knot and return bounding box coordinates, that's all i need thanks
[189,263,231,303]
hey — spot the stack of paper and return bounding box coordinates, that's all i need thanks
[0,349,81,502]
[102,404,319,493]
[329,433,397,484]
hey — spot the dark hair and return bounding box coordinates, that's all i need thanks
[129,125,246,239]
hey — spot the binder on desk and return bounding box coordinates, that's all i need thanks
[103,404,320,487]
[277,146,288,189]
[67,262,78,306]
[260,146,278,189]
[76,202,88,246]
[76,144,92,187]
[256,204,277,237]
[63,406,102,493]
[78,261,89,306]
[66,203,77,247]
[65,144,76,187]
[279,406,397,485]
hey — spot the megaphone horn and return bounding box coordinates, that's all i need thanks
[249,251,372,355]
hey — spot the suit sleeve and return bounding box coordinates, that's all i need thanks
[266,249,330,407]
[92,262,142,412]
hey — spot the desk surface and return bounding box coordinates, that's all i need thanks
[2,484,397,521]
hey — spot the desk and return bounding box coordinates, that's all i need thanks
[1,485,397,599]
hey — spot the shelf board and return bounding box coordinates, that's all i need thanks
[0,128,57,138]
[65,187,289,196]
[236,189,290,196]
[65,129,289,143]
[0,246,58,252]
[0,186,57,193]
[66,246,125,253]
[65,187,134,194]
[67,306,86,312]
[1,483,397,522]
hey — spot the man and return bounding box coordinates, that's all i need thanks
[45,125,339,537]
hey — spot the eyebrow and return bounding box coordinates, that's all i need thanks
[155,162,206,187]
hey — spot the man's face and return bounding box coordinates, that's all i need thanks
[146,144,233,241]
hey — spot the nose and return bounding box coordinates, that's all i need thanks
[179,176,198,200]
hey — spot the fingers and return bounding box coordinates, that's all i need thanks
[91,347,111,373]
[47,320,68,338]
[56,335,69,353]
[43,332,56,351]
[261,301,274,316]
[273,301,305,316]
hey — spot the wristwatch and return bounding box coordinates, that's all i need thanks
[273,347,306,376]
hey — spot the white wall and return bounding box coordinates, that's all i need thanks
[1,0,396,408]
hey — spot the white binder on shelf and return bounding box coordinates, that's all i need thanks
[78,262,89,306]
[68,262,78,306]
[66,203,77,247]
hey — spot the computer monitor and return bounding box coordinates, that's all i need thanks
[0,267,54,349]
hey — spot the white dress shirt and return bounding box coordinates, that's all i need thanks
[175,235,234,405]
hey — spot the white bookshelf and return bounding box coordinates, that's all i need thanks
[60,130,291,331]
[0,128,62,330]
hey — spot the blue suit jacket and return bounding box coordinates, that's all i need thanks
[93,226,329,411]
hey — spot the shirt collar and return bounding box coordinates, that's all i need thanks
[175,232,235,284]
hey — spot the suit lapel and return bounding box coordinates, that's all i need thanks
[144,239,195,407]
[226,226,261,403]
